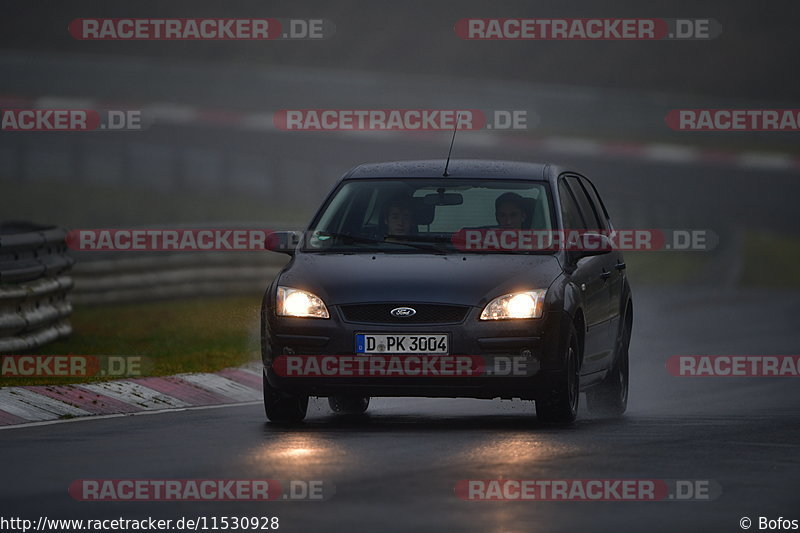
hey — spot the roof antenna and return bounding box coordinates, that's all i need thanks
[443,112,461,177]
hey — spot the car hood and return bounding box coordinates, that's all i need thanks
[278,253,563,307]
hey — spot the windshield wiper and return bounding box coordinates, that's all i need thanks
[314,231,445,253]
[313,231,380,244]
[386,234,451,243]
[383,234,449,252]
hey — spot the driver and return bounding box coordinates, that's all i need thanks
[495,192,529,229]
[382,195,417,237]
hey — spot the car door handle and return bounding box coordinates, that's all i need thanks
[600,270,611,280]
[615,262,626,271]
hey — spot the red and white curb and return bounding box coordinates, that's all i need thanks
[0,363,263,428]
[2,94,799,172]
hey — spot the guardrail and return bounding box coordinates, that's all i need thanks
[0,222,74,353]
[70,252,289,305]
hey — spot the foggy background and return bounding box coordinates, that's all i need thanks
[1,0,798,288]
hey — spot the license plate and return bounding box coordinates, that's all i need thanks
[355,333,449,355]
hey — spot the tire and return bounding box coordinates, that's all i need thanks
[536,323,581,424]
[328,395,370,414]
[263,371,308,424]
[586,314,630,417]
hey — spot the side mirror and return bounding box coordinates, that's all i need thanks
[266,230,301,255]
[569,232,613,261]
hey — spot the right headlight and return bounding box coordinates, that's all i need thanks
[276,286,330,319]
[480,289,547,320]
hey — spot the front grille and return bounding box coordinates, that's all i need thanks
[339,303,470,324]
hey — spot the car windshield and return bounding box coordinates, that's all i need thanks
[303,178,556,253]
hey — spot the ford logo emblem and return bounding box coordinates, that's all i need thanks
[390,307,416,317]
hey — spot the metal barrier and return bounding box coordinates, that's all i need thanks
[0,222,74,353]
[69,252,289,305]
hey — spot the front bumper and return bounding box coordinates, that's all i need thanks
[262,304,568,400]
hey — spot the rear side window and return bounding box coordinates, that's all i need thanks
[565,176,603,230]
[578,177,610,230]
[558,179,586,229]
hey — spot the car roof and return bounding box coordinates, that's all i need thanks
[340,159,566,182]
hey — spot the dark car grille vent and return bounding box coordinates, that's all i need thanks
[339,303,470,324]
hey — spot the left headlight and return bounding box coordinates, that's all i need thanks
[277,286,330,319]
[480,290,547,320]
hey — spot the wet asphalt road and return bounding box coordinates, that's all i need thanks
[1,287,799,532]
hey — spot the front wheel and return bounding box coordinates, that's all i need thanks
[263,371,308,424]
[536,323,580,424]
[586,318,630,417]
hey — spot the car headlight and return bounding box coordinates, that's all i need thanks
[480,290,547,320]
[277,286,330,318]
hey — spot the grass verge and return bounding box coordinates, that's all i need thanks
[741,230,800,287]
[623,251,710,285]
[1,296,262,387]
